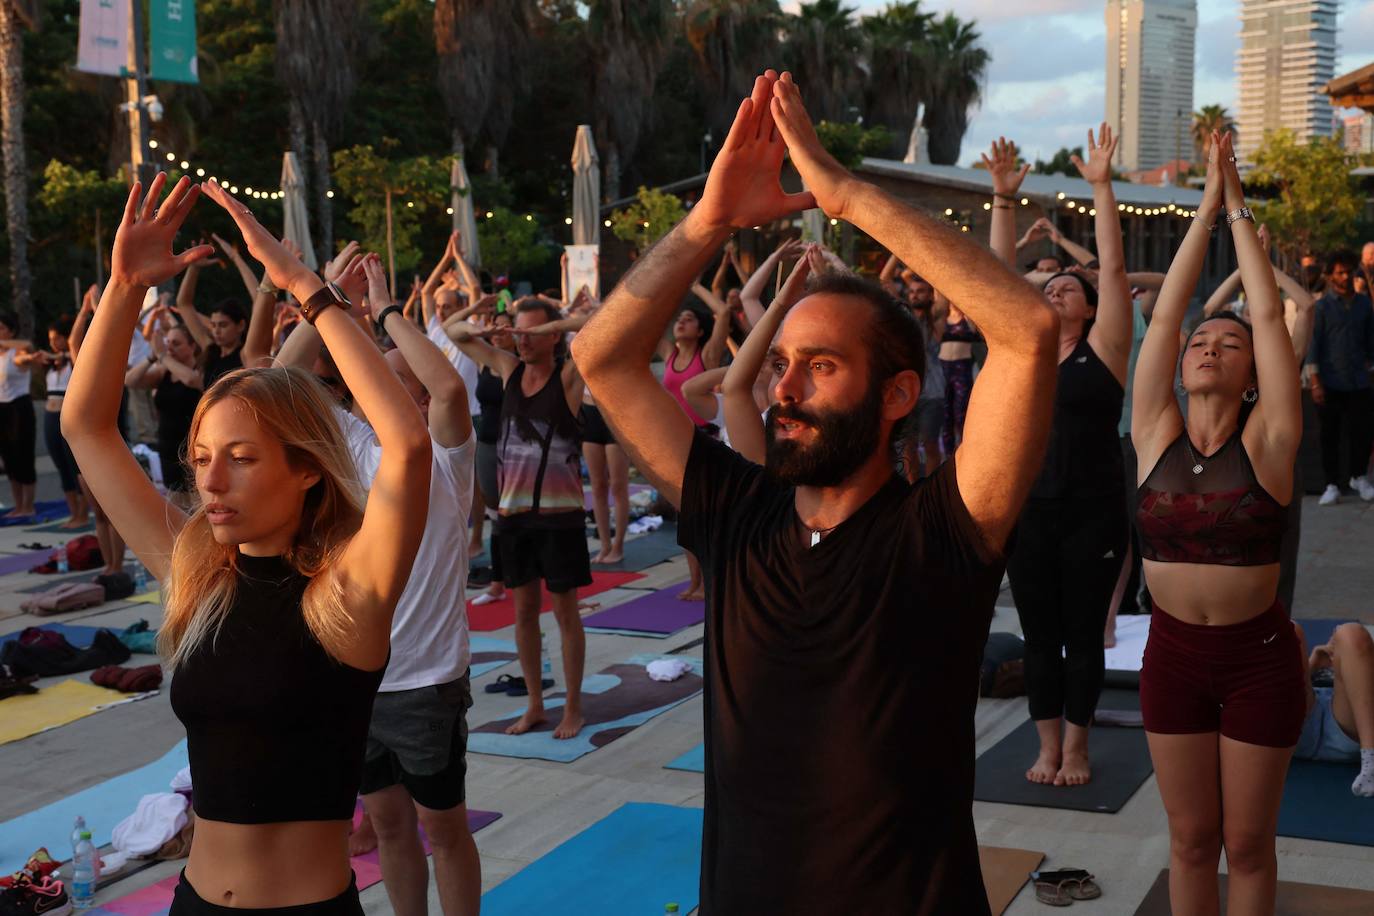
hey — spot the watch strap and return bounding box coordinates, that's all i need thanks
[299,283,351,325]
[373,304,404,335]
[1225,207,1254,226]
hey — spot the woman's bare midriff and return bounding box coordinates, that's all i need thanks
[938,340,973,361]
[1142,559,1281,626]
[183,818,352,906]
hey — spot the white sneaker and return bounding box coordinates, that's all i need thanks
[1320,484,1340,506]
[1351,477,1374,502]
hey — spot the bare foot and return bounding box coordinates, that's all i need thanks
[553,710,585,739]
[1054,750,1092,786]
[348,812,378,857]
[1026,748,1061,784]
[678,588,704,601]
[590,550,609,564]
[600,548,623,564]
[4,508,29,520]
[505,707,548,735]
[61,518,88,530]
[577,600,601,612]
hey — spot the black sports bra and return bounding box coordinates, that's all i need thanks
[1136,433,1286,566]
[170,553,384,823]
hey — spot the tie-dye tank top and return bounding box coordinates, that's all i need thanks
[495,360,584,530]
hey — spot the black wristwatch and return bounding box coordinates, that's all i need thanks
[373,304,404,336]
[299,282,352,325]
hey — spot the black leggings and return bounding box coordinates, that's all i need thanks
[43,410,80,493]
[1007,496,1127,726]
[170,871,362,915]
[0,395,36,485]
[1316,386,1373,487]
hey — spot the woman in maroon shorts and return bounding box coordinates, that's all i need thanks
[1131,132,1305,915]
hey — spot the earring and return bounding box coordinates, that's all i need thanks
[1243,387,1258,404]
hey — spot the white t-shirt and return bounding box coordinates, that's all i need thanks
[335,406,476,692]
[426,315,482,419]
[0,349,29,402]
[46,362,73,394]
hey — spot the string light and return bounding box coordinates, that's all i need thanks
[982,202,991,211]
[564,217,572,225]
[603,219,611,228]
[485,211,493,218]
[1020,198,1029,206]
[1056,192,1066,200]
[944,208,954,216]
[148,139,158,149]
[447,207,455,215]
[829,218,838,226]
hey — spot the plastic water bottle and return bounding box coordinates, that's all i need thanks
[665,905,680,915]
[57,543,69,574]
[71,830,98,908]
[69,815,86,860]
[540,630,552,682]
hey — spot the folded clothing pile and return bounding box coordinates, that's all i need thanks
[0,627,131,678]
[91,664,163,693]
[117,620,158,654]
[0,663,38,700]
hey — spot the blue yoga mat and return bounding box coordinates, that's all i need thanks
[665,743,705,773]
[1294,618,1345,651]
[0,740,188,874]
[469,635,517,679]
[0,623,105,649]
[0,500,69,527]
[1278,757,1374,847]
[481,802,702,916]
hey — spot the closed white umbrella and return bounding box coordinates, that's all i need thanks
[571,125,600,247]
[280,152,317,271]
[801,179,827,243]
[450,157,480,268]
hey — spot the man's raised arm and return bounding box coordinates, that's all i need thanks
[573,70,814,506]
[771,74,1058,551]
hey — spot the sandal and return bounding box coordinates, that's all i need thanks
[1065,876,1101,900]
[505,676,554,697]
[484,673,520,694]
[1034,879,1074,907]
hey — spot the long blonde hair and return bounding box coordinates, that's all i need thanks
[158,367,366,671]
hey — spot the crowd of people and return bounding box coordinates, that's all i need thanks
[0,68,1370,915]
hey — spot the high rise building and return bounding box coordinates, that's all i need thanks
[1105,0,1197,173]
[1235,0,1339,163]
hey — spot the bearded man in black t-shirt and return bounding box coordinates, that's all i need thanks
[574,71,1060,914]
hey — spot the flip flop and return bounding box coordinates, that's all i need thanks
[484,673,520,694]
[1034,879,1074,907]
[18,542,51,550]
[1065,876,1101,901]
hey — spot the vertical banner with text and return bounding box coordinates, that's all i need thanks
[149,0,198,84]
[76,0,128,77]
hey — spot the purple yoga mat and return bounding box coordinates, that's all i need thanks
[0,548,55,576]
[582,584,704,635]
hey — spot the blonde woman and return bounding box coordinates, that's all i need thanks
[62,174,432,913]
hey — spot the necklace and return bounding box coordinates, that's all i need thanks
[808,523,840,547]
[1183,436,1211,475]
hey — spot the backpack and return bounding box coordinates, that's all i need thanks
[30,535,103,574]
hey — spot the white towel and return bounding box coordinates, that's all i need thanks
[646,658,691,682]
[111,792,188,858]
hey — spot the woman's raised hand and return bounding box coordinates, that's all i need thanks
[334,252,369,307]
[981,137,1030,197]
[362,253,392,309]
[1199,131,1224,222]
[202,181,316,293]
[110,174,214,288]
[1070,123,1118,186]
[323,240,362,284]
[1216,132,1245,210]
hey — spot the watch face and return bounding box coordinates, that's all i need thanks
[328,282,352,306]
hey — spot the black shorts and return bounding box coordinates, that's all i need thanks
[581,404,616,446]
[496,524,593,593]
[361,676,471,810]
[170,871,362,915]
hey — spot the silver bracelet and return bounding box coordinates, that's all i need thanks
[257,277,278,295]
[1194,214,1216,233]
[1225,207,1254,226]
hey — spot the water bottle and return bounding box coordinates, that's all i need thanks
[69,815,86,860]
[133,561,150,593]
[71,830,98,908]
[665,905,680,915]
[57,543,69,574]
[540,630,552,682]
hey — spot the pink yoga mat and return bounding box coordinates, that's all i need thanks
[92,804,502,915]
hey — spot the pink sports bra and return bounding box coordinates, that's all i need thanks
[663,345,709,426]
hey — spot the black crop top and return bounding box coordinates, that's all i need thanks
[1136,433,1287,566]
[170,554,384,824]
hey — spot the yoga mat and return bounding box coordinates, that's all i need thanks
[0,623,105,648]
[978,846,1044,916]
[128,590,161,605]
[665,743,705,773]
[1103,613,1150,688]
[0,548,57,576]
[0,740,188,875]
[974,705,1153,813]
[481,802,702,916]
[1133,869,1374,916]
[16,564,138,594]
[0,500,69,526]
[595,525,683,573]
[1293,617,1347,651]
[24,520,95,535]
[1278,757,1374,847]
[89,803,503,916]
[470,655,704,763]
[584,583,704,636]
[0,679,136,746]
[467,571,645,632]
[470,635,518,678]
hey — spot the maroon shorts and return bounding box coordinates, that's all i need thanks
[1140,599,1306,748]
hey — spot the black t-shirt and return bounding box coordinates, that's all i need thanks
[678,432,1005,915]
[203,345,243,389]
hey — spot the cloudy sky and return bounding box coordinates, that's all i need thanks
[784,0,1374,166]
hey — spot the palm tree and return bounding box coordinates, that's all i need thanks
[275,0,361,261]
[684,0,784,142]
[1192,104,1236,161]
[784,0,861,123]
[434,0,534,176]
[920,12,989,165]
[860,1,935,158]
[0,0,36,336]
[587,0,675,202]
